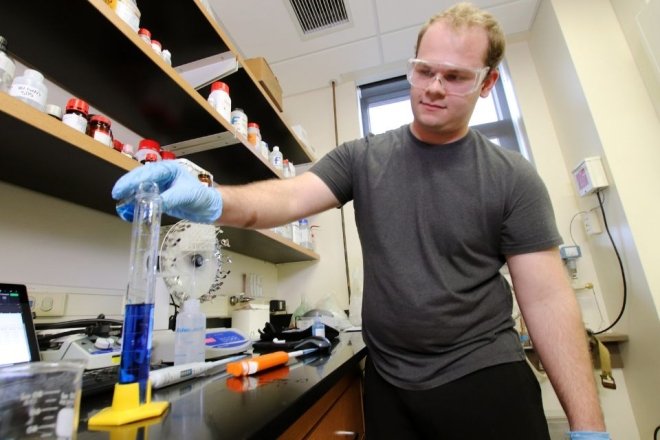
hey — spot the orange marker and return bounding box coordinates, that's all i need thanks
[226,348,316,376]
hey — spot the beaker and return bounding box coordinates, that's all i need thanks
[0,361,85,439]
[118,181,162,404]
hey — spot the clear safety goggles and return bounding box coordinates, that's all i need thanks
[407,58,490,96]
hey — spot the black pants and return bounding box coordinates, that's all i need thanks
[363,358,551,440]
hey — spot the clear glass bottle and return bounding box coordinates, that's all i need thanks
[0,36,16,92]
[174,298,206,365]
[118,181,162,404]
[9,69,48,111]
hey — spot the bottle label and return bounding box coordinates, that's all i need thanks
[62,113,88,133]
[247,132,260,146]
[9,83,46,106]
[93,130,112,147]
[208,90,231,122]
[230,111,248,137]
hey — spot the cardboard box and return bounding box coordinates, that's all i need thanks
[244,57,283,112]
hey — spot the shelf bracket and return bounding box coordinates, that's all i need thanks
[163,131,241,156]
[174,51,238,90]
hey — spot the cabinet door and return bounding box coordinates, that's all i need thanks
[305,376,364,440]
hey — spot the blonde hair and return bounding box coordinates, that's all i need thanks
[415,2,505,69]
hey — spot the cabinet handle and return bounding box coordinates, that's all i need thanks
[333,430,359,439]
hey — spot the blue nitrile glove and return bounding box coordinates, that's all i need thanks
[112,161,223,223]
[568,432,611,439]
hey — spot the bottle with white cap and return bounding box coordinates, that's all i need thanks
[174,298,207,365]
[9,68,48,112]
[269,146,283,170]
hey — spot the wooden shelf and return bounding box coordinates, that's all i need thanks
[0,93,137,214]
[222,227,319,263]
[0,1,319,265]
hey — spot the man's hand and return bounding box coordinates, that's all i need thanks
[112,161,223,224]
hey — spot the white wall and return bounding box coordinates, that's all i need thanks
[0,181,277,322]
[506,26,639,440]
[522,0,660,438]
[276,82,361,314]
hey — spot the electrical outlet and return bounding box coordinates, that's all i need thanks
[583,211,602,235]
[29,292,67,317]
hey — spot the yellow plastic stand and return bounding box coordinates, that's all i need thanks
[88,414,163,440]
[88,380,169,427]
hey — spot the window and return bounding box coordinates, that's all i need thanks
[358,63,531,159]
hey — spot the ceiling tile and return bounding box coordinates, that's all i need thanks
[271,38,382,95]
[206,0,539,97]
[210,0,380,62]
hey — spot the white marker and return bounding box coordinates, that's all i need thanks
[150,354,248,389]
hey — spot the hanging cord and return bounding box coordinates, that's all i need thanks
[654,425,659,440]
[592,189,627,335]
[331,80,352,300]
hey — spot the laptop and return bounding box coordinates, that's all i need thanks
[0,283,41,367]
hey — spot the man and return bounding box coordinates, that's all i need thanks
[113,3,609,438]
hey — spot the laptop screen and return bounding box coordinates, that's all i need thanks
[0,283,41,366]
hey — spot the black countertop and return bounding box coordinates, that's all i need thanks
[77,332,366,439]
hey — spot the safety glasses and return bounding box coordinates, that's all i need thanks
[407,58,490,96]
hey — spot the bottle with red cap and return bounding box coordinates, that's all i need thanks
[62,98,89,133]
[138,28,151,45]
[207,81,231,122]
[160,150,176,160]
[134,139,162,164]
[86,114,113,147]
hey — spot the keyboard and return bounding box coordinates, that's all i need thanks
[81,364,169,397]
[81,365,119,397]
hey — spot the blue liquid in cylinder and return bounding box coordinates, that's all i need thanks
[116,199,135,222]
[119,303,155,403]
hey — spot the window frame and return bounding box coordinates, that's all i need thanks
[358,63,528,155]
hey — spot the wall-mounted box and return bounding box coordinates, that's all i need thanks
[572,156,609,197]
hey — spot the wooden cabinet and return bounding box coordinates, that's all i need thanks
[279,369,365,439]
[0,0,317,263]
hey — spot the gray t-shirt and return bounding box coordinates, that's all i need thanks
[310,125,562,390]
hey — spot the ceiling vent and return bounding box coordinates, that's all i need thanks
[286,0,352,37]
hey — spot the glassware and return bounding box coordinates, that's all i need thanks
[0,361,84,440]
[118,181,162,404]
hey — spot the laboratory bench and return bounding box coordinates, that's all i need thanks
[77,332,367,439]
